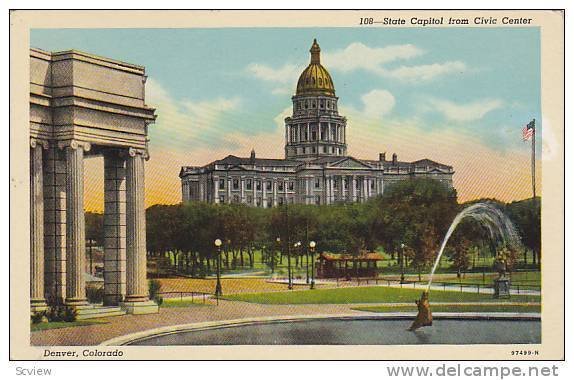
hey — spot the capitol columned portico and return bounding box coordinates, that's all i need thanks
[29,48,158,314]
[180,39,454,206]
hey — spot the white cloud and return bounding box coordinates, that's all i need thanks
[384,61,467,82]
[322,42,466,82]
[145,78,241,147]
[246,62,300,95]
[323,42,423,73]
[360,89,396,118]
[246,63,300,84]
[426,97,503,122]
[341,89,396,122]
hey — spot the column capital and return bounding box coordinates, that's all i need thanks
[128,147,150,160]
[58,139,91,152]
[30,138,49,150]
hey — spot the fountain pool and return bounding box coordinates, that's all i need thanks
[124,316,540,346]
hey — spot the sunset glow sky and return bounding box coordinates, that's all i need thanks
[30,28,543,212]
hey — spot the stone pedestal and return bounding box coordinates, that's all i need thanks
[119,300,159,315]
[493,278,511,299]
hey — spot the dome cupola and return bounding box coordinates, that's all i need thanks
[296,39,335,96]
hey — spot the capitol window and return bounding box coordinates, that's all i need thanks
[288,181,294,190]
[315,178,321,188]
[266,181,272,191]
[246,179,252,190]
[256,180,262,191]
[233,179,239,190]
[219,179,225,190]
[278,181,284,191]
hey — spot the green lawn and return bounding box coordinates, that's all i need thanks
[353,304,541,313]
[31,319,108,332]
[161,298,213,308]
[223,286,540,305]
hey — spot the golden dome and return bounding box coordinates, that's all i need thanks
[296,39,335,96]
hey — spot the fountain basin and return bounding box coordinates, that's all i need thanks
[102,314,540,346]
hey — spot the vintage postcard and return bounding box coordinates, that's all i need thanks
[9,9,564,360]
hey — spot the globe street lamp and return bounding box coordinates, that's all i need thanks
[214,239,223,301]
[309,241,316,289]
[400,243,406,284]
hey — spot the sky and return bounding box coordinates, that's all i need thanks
[30,27,544,212]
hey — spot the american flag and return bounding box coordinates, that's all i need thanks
[522,120,535,141]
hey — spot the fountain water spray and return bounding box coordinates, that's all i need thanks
[426,202,521,291]
[409,202,520,331]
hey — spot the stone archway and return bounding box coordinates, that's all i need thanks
[29,48,157,315]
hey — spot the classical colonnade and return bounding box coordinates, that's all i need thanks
[30,140,152,312]
[184,173,383,206]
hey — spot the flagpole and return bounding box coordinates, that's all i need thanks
[531,119,536,200]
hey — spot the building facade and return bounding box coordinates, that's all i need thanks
[180,39,454,207]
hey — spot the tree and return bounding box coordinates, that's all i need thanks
[506,197,541,266]
[85,212,103,246]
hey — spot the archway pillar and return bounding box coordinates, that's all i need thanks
[120,148,158,314]
[61,140,90,307]
[30,139,48,312]
[103,149,127,306]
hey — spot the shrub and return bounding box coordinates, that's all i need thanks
[62,306,78,322]
[31,311,45,324]
[45,305,77,322]
[148,279,163,306]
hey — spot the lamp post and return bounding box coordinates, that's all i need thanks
[214,239,223,301]
[291,242,301,289]
[400,243,405,284]
[275,236,281,278]
[309,241,316,289]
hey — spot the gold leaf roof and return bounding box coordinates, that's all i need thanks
[296,39,336,96]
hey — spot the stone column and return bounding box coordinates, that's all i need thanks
[330,176,335,204]
[213,176,219,203]
[43,145,67,302]
[30,139,47,311]
[272,178,278,206]
[253,178,258,206]
[62,140,90,306]
[103,150,127,306]
[241,176,245,203]
[363,177,368,202]
[199,178,205,201]
[262,177,267,208]
[351,175,357,202]
[181,181,189,202]
[125,149,148,303]
[227,177,231,203]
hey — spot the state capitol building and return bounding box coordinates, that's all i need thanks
[180,39,454,207]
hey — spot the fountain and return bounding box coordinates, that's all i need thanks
[409,202,521,331]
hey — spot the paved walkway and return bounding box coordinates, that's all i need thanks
[30,298,540,346]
